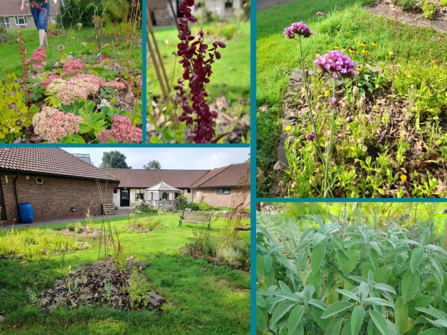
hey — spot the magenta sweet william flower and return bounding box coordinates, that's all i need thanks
[316,12,324,16]
[314,50,358,78]
[284,22,313,39]
[306,133,316,141]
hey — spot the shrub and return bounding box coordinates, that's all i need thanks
[399,0,416,10]
[216,244,249,267]
[67,222,75,231]
[74,221,83,233]
[257,215,447,335]
[442,0,447,5]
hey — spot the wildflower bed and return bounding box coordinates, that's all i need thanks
[0,214,250,334]
[0,26,143,144]
[257,1,447,198]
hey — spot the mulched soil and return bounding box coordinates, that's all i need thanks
[56,228,102,237]
[365,0,447,34]
[271,67,447,198]
[39,256,164,311]
[127,225,161,234]
[147,95,250,143]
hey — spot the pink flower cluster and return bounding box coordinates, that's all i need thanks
[67,74,105,87]
[40,75,60,90]
[175,0,227,143]
[48,77,100,105]
[284,22,314,39]
[61,59,86,76]
[314,50,358,78]
[96,116,142,143]
[104,81,126,89]
[25,47,47,69]
[32,106,82,143]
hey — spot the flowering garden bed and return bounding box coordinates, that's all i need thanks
[257,1,447,198]
[1,23,142,144]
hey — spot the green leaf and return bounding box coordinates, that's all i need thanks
[374,266,392,283]
[312,307,331,330]
[335,289,359,302]
[256,253,265,279]
[270,301,296,328]
[373,283,396,294]
[368,248,379,271]
[410,249,424,274]
[341,321,352,335]
[325,318,343,335]
[264,254,273,273]
[311,243,326,274]
[308,299,327,310]
[321,301,353,319]
[421,228,430,246]
[257,293,266,308]
[408,296,433,316]
[369,310,390,335]
[402,269,420,304]
[351,306,364,335]
[256,307,267,333]
[418,330,445,335]
[290,321,303,335]
[313,232,326,246]
[288,305,304,335]
[394,297,409,335]
[364,298,394,307]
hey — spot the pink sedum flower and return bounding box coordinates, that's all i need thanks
[25,47,47,70]
[108,116,142,143]
[32,106,82,143]
[104,81,126,89]
[40,75,60,90]
[61,59,86,77]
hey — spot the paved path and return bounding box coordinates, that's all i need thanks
[0,208,135,230]
[257,0,297,11]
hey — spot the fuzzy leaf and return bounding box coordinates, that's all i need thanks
[402,269,420,305]
[311,243,326,274]
[410,249,424,274]
[394,297,409,335]
[270,301,296,328]
[321,301,353,319]
[325,318,343,335]
[288,305,304,335]
[256,307,267,333]
[369,310,390,335]
[351,306,365,335]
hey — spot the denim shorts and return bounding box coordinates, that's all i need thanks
[30,3,50,31]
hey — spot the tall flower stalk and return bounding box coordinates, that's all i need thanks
[285,22,358,197]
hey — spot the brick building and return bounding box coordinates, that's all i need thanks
[103,162,250,209]
[1,0,59,30]
[0,148,119,224]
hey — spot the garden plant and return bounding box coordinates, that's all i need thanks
[256,203,447,334]
[146,1,251,143]
[257,0,447,198]
[0,1,143,143]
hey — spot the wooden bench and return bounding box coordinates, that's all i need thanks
[179,211,212,228]
[103,203,116,216]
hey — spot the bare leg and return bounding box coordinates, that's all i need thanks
[38,29,45,47]
[44,31,49,48]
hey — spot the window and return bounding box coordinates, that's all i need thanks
[217,188,230,194]
[224,0,233,9]
[161,192,169,200]
[15,16,27,26]
[0,18,11,29]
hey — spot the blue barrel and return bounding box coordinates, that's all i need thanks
[19,203,34,223]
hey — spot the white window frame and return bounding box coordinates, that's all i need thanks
[0,17,11,29]
[15,16,27,26]
[217,188,231,195]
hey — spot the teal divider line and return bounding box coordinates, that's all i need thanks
[250,0,256,333]
[256,198,447,203]
[142,0,147,144]
[0,143,250,148]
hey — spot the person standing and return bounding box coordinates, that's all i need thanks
[20,0,50,48]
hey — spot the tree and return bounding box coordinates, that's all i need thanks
[100,151,131,169]
[143,160,161,169]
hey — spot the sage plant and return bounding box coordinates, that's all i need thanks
[175,0,228,143]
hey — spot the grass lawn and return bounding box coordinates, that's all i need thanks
[0,213,250,334]
[148,22,251,105]
[256,0,447,198]
[0,27,143,82]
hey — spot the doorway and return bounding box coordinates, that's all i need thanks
[120,189,130,207]
[0,179,5,220]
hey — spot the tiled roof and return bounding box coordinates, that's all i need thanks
[102,169,209,188]
[104,163,250,189]
[192,163,250,188]
[1,0,59,16]
[0,148,119,182]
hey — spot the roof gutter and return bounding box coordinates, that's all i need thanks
[13,172,21,223]
[0,169,120,185]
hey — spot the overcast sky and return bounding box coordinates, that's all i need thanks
[63,148,250,169]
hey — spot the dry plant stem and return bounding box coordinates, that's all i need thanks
[146,6,168,98]
[124,0,141,67]
[297,38,326,196]
[323,79,337,198]
[131,67,144,125]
